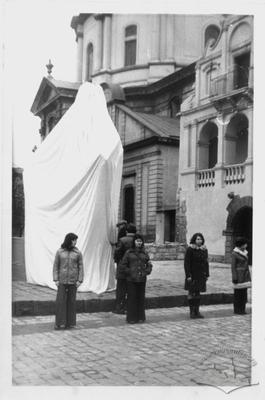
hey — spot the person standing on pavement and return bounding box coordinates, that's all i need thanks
[231,237,251,315]
[120,233,152,324]
[53,233,84,330]
[184,233,209,319]
[113,223,137,314]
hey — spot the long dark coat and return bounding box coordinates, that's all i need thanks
[231,250,251,285]
[184,245,209,292]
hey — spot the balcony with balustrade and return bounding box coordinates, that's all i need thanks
[209,64,253,104]
[196,162,249,189]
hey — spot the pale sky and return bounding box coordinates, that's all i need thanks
[4,1,80,167]
[3,0,264,171]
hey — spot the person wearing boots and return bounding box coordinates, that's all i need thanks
[119,233,152,324]
[53,233,84,330]
[113,223,137,314]
[184,233,209,319]
[231,237,251,315]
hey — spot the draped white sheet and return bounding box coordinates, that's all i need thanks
[23,82,123,293]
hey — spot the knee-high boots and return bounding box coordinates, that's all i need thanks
[193,297,204,318]
[188,298,196,319]
[188,296,204,319]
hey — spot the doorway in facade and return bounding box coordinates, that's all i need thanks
[164,210,176,242]
[123,185,135,224]
[232,206,252,265]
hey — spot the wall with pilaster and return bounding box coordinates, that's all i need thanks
[123,144,162,241]
[78,14,217,87]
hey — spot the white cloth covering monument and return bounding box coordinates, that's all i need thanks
[24,82,123,293]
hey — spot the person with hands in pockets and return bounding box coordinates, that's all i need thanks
[53,232,84,330]
[184,232,209,319]
[119,233,152,324]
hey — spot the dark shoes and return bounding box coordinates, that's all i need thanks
[54,325,65,330]
[54,324,76,330]
[195,312,204,319]
[234,305,247,315]
[127,319,146,324]
[189,306,204,319]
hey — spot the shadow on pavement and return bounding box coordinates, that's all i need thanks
[12,306,251,336]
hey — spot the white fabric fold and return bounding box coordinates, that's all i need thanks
[23,82,123,293]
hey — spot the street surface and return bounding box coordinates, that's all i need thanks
[12,304,251,387]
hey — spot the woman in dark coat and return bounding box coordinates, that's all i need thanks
[53,233,84,330]
[120,234,152,324]
[184,232,209,319]
[231,237,251,315]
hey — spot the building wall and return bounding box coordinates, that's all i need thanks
[75,14,215,87]
[178,15,253,257]
[161,145,179,208]
[122,144,163,241]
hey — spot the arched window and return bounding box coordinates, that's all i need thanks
[204,24,220,48]
[198,122,218,169]
[86,43,93,81]
[225,113,248,164]
[124,25,137,66]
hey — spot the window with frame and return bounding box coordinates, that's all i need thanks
[124,25,137,67]
[233,52,250,90]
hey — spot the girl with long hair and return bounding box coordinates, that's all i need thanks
[53,233,84,329]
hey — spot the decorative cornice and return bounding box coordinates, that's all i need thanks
[124,136,178,153]
[124,150,161,163]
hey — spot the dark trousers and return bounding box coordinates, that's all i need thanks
[55,284,77,327]
[234,288,247,313]
[126,281,146,323]
[115,278,127,312]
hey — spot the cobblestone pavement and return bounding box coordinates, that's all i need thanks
[12,304,252,387]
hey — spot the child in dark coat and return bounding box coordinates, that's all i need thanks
[184,232,209,319]
[119,234,152,324]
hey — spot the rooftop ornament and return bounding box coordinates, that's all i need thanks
[46,59,54,78]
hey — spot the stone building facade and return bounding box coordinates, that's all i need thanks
[70,13,210,86]
[30,13,253,261]
[178,15,253,262]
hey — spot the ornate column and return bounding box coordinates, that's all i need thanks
[94,15,103,72]
[76,26,84,82]
[246,108,253,163]
[102,14,112,70]
[194,64,200,105]
[150,15,160,61]
[166,14,174,60]
[216,121,225,166]
[159,14,167,60]
[215,120,225,188]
